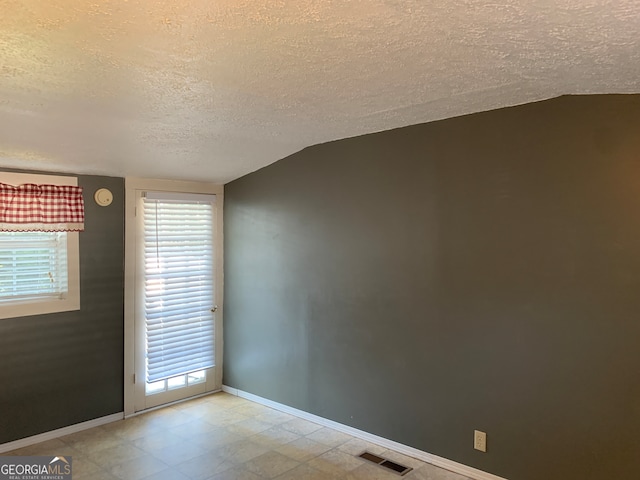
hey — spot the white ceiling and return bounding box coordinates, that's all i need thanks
[1,1,639,184]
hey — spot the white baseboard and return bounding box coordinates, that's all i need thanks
[0,413,124,454]
[222,385,238,396]
[222,386,508,480]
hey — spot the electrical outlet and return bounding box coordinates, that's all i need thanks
[474,430,487,452]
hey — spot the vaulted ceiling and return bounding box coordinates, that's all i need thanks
[1,1,639,183]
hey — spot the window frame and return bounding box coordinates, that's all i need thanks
[0,172,80,319]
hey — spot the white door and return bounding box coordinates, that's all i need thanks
[133,191,221,411]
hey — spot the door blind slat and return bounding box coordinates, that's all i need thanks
[143,195,216,383]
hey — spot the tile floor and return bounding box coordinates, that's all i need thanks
[4,392,472,480]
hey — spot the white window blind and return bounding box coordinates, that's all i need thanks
[143,193,216,383]
[0,232,68,304]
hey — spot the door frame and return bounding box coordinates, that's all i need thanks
[124,178,224,416]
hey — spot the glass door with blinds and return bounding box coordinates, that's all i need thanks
[134,191,220,410]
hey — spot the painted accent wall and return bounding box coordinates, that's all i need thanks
[0,173,125,444]
[223,95,640,480]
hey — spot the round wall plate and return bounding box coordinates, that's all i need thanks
[94,188,113,207]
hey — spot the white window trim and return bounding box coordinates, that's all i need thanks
[0,172,80,319]
[123,178,224,416]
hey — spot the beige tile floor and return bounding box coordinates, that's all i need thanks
[5,392,472,480]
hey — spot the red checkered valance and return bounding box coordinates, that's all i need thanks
[0,183,85,232]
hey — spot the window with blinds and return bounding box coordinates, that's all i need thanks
[0,232,68,303]
[0,172,80,320]
[143,192,216,383]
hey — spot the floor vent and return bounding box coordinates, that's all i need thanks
[358,451,413,476]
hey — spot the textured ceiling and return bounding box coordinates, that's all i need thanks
[1,1,639,184]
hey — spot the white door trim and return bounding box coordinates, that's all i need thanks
[124,178,224,416]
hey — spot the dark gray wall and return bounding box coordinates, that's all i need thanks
[0,173,124,444]
[224,95,640,480]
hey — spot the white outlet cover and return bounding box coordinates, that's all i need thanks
[474,430,487,452]
[94,188,113,207]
